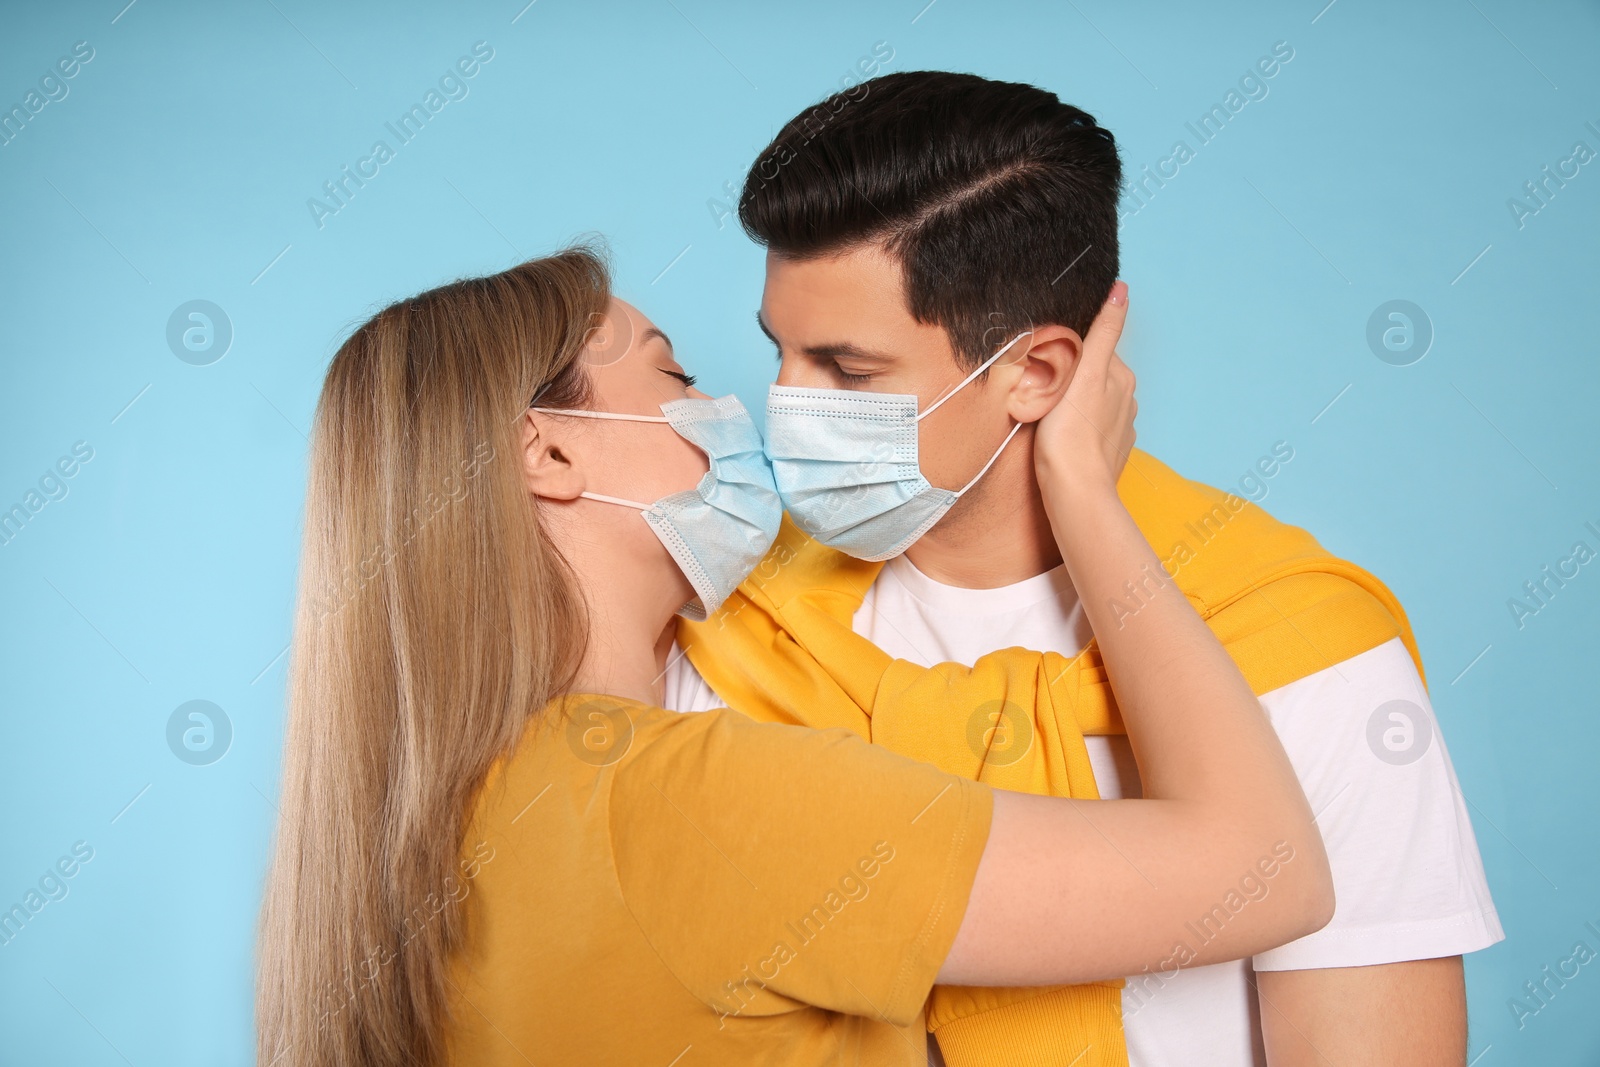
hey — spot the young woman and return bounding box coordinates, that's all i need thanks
[256,247,1334,1066]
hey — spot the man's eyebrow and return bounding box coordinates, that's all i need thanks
[754,312,892,361]
[641,326,673,352]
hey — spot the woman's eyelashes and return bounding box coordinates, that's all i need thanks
[662,369,698,388]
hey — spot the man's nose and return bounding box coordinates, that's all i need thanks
[773,354,825,389]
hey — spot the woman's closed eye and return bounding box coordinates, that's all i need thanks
[662,368,698,388]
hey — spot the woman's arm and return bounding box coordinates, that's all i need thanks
[940,282,1334,986]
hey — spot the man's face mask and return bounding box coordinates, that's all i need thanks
[532,395,781,620]
[764,332,1031,561]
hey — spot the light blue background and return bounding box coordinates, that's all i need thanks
[2,0,1596,1063]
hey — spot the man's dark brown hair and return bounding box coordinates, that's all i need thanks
[740,70,1124,367]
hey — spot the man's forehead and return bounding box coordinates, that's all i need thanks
[760,249,920,339]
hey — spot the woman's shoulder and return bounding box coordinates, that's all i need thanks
[458,694,995,1040]
[471,695,807,822]
[536,691,824,768]
[481,691,978,824]
[529,691,869,761]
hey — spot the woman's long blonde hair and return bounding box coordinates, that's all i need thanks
[257,247,609,1066]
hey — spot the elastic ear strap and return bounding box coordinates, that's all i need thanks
[580,490,654,510]
[917,330,1034,422]
[956,421,1024,496]
[531,407,671,423]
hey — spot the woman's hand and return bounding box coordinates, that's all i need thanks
[945,283,1334,990]
[1032,280,1135,497]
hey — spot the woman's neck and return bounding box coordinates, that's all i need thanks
[556,521,688,706]
[568,599,679,705]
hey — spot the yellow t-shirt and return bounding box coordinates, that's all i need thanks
[445,693,995,1066]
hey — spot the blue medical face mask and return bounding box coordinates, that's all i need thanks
[765,332,1031,562]
[532,394,781,621]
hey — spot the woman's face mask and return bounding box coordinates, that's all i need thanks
[763,331,1032,561]
[531,395,781,620]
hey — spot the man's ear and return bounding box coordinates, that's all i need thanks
[1003,325,1083,424]
[521,410,585,501]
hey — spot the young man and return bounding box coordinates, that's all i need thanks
[664,71,1500,1066]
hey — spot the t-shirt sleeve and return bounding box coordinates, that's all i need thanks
[609,706,994,1026]
[1252,637,1504,971]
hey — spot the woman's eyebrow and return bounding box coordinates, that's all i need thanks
[641,326,673,352]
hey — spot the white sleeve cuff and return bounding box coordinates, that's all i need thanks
[1254,900,1505,971]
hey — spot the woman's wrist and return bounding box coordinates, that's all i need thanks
[1035,449,1122,510]
[1040,474,1142,585]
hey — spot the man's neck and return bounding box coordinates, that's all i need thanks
[901,434,1063,589]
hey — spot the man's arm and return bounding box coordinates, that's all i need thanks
[1243,631,1499,1066]
[1256,957,1466,1066]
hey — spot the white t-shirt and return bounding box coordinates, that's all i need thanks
[663,553,1504,1067]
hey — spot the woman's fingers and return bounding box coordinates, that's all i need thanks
[1032,280,1137,493]
[1079,281,1129,378]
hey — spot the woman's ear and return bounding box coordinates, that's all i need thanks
[521,410,585,501]
[1004,326,1083,424]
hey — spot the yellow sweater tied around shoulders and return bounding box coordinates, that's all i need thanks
[679,449,1425,1067]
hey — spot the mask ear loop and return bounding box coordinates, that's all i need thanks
[954,422,1024,497]
[916,331,1033,422]
[912,331,1032,497]
[529,407,673,510]
[579,490,656,510]
[530,407,671,423]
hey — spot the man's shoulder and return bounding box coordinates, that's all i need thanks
[1120,449,1324,575]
